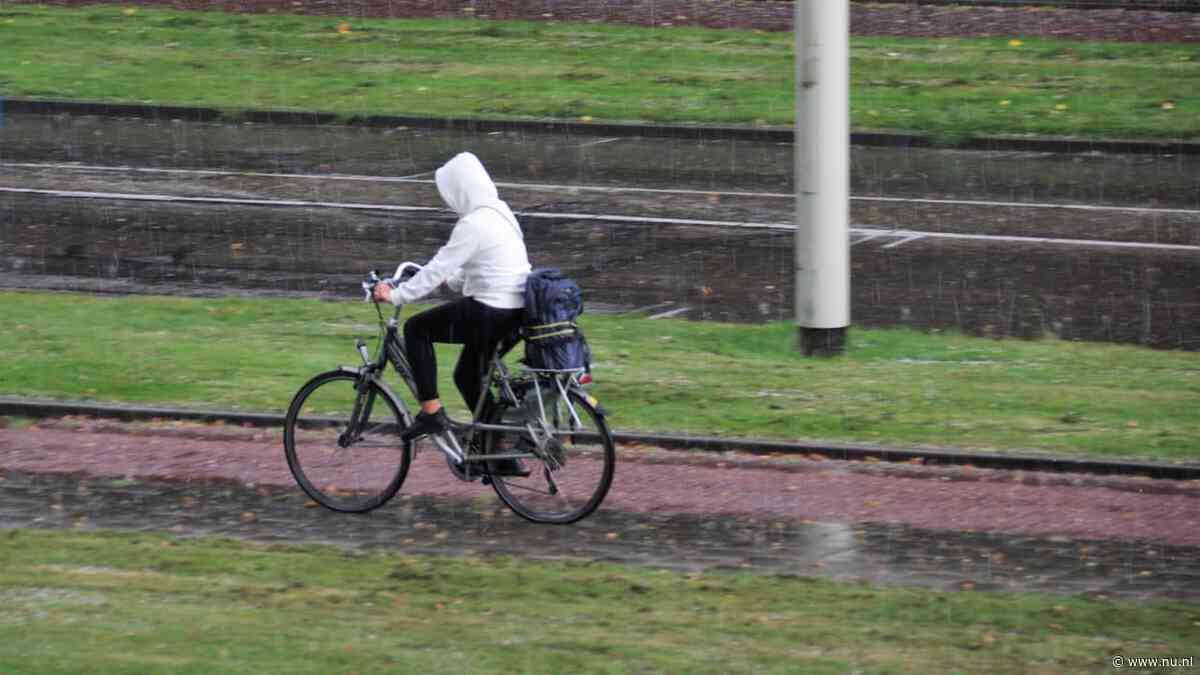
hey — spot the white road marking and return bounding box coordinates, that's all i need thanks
[0,187,443,214]
[575,137,622,148]
[4,186,1200,253]
[4,161,1199,216]
[647,306,693,320]
[856,195,1200,217]
[881,233,927,249]
[630,301,678,314]
[850,232,887,247]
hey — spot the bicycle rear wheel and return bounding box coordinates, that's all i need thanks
[284,370,412,513]
[487,389,615,524]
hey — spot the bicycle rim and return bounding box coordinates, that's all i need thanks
[284,371,411,513]
[488,390,615,524]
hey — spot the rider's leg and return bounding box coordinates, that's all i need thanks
[453,301,523,412]
[453,302,526,476]
[401,299,474,440]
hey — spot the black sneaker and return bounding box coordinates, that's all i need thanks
[401,408,449,442]
[487,457,532,477]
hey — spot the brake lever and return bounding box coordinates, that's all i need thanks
[392,262,423,285]
[362,264,421,303]
[362,269,381,302]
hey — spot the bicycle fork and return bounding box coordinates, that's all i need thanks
[338,377,377,448]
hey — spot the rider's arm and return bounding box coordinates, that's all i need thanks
[445,268,466,294]
[388,219,479,305]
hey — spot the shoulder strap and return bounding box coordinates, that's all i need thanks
[477,204,523,240]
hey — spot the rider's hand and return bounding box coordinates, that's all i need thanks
[372,281,393,304]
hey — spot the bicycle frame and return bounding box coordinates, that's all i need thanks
[349,302,591,471]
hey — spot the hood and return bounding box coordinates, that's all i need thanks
[435,152,501,217]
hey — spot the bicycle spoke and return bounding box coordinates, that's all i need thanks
[285,372,411,514]
[497,480,557,497]
[488,389,614,524]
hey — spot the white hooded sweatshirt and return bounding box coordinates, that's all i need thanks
[389,152,531,309]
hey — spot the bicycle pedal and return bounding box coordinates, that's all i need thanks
[545,438,567,468]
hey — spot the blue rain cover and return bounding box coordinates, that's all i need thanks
[523,268,590,371]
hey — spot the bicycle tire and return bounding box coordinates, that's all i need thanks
[487,389,615,524]
[284,370,412,513]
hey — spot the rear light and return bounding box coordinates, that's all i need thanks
[578,373,593,385]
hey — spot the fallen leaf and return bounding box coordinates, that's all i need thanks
[337,23,351,34]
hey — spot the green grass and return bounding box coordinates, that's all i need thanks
[0,5,1197,141]
[0,528,1194,674]
[2,290,1199,463]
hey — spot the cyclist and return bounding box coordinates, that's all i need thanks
[372,152,531,474]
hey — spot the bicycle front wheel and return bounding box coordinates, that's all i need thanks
[284,370,412,513]
[487,389,615,524]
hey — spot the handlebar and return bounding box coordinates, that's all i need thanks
[362,262,423,302]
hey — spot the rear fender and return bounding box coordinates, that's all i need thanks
[571,386,609,417]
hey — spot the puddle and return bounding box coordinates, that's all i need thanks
[2,470,1196,600]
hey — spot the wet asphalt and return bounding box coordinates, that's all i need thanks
[2,112,1199,347]
[2,469,1197,601]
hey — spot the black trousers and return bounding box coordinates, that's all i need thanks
[404,297,523,411]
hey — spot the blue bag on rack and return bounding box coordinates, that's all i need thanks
[522,268,591,371]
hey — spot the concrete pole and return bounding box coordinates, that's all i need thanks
[794,0,850,356]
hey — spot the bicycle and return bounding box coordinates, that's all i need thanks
[283,263,615,524]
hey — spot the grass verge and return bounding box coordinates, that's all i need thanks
[0,5,1196,141]
[2,290,1198,462]
[0,528,1195,674]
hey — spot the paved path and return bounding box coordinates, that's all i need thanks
[2,421,1197,600]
